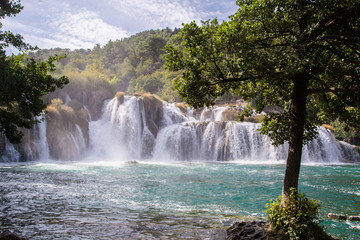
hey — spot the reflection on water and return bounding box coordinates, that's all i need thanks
[0,162,359,239]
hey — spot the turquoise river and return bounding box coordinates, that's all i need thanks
[1,161,359,240]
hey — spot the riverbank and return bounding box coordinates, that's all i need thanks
[225,221,341,240]
[226,221,280,239]
[0,232,28,240]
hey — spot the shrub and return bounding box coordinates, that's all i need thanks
[265,188,323,240]
[115,91,125,103]
[329,119,360,144]
[51,98,64,109]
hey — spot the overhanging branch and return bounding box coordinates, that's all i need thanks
[309,4,360,41]
[208,75,262,86]
[309,87,360,95]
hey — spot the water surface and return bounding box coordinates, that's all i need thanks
[1,161,359,239]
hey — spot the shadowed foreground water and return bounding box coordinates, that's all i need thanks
[1,161,359,239]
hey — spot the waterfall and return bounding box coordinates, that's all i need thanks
[1,95,359,163]
[162,101,191,126]
[153,122,200,161]
[90,96,144,160]
[36,117,50,160]
[199,106,228,122]
[0,116,49,162]
[0,136,20,162]
[71,124,87,157]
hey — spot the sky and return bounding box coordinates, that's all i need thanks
[2,0,239,51]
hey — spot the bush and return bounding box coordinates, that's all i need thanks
[51,98,64,109]
[329,119,360,145]
[265,188,324,240]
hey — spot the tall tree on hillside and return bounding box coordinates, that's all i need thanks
[165,0,360,201]
[0,0,69,144]
[145,35,167,63]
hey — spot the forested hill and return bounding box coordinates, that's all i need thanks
[28,28,184,103]
[26,27,360,146]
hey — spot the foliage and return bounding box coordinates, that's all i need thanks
[0,1,69,144]
[164,0,360,198]
[329,119,360,144]
[0,54,68,143]
[265,188,323,240]
[28,28,182,103]
[50,98,64,109]
[0,0,31,53]
[164,0,360,145]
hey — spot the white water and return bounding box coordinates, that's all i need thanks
[1,96,359,163]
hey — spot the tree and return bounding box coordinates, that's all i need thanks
[0,0,69,144]
[164,0,360,201]
[145,35,166,63]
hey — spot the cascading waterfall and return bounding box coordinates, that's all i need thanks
[1,95,359,163]
[0,116,49,162]
[199,106,228,122]
[153,121,288,162]
[90,96,146,160]
[34,116,50,160]
[71,125,87,157]
[0,136,20,162]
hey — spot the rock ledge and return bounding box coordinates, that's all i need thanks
[226,221,281,240]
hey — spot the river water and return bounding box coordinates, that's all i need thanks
[1,161,359,240]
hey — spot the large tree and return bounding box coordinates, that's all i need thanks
[0,0,69,144]
[164,0,360,200]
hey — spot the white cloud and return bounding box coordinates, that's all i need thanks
[108,0,204,30]
[49,9,129,49]
[1,0,238,50]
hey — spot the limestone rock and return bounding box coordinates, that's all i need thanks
[226,221,282,240]
[46,103,89,160]
[0,232,27,240]
[139,93,164,138]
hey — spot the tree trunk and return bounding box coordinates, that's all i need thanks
[282,74,309,204]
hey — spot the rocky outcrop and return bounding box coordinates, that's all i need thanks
[226,221,281,240]
[221,108,239,121]
[46,102,89,160]
[138,93,164,158]
[139,93,164,138]
[338,141,360,163]
[0,232,27,240]
[86,87,114,120]
[244,115,265,123]
[44,83,114,121]
[115,91,125,104]
[226,221,340,240]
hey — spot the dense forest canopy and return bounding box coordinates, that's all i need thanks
[28,28,188,103]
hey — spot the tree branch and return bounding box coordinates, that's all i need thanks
[316,43,360,64]
[309,87,360,95]
[309,4,360,41]
[208,75,262,86]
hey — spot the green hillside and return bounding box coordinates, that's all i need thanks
[28,28,183,102]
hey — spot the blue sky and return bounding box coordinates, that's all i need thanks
[2,0,238,51]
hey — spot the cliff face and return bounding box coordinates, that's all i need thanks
[45,102,89,160]
[44,84,114,121]
[138,94,164,158]
[139,93,164,138]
